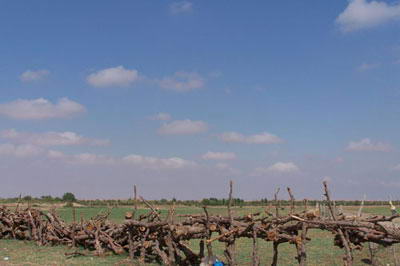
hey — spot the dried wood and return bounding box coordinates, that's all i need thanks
[0,183,399,265]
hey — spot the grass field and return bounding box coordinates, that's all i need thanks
[0,205,399,265]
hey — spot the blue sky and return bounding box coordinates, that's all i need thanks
[1,0,400,200]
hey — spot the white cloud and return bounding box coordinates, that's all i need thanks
[0,98,86,120]
[87,66,140,88]
[47,150,66,159]
[392,164,400,171]
[215,162,229,169]
[334,157,344,163]
[202,151,236,160]
[150,112,172,121]
[20,69,49,82]
[158,119,208,135]
[170,1,193,14]
[220,131,283,144]
[45,149,195,169]
[123,154,196,169]
[0,143,44,158]
[214,163,241,175]
[46,151,115,165]
[0,129,109,147]
[346,138,391,152]
[253,162,300,175]
[159,71,204,92]
[267,162,300,173]
[0,139,195,170]
[336,0,400,32]
[0,145,111,164]
[357,62,380,71]
[72,153,116,165]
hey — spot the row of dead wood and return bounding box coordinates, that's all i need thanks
[1,181,400,265]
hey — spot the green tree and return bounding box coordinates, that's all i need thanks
[62,192,76,202]
[23,195,32,201]
[41,195,53,202]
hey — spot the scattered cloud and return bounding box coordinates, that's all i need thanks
[150,112,172,121]
[0,143,44,158]
[267,162,300,173]
[392,164,400,171]
[47,151,115,165]
[158,119,208,135]
[71,153,116,165]
[0,98,85,120]
[214,162,241,175]
[202,151,236,160]
[357,62,380,71]
[159,71,204,92]
[87,66,140,88]
[252,162,300,176]
[47,150,67,159]
[47,150,196,169]
[336,0,400,32]
[20,69,49,82]
[334,157,344,163]
[45,150,195,169]
[219,131,283,144]
[123,154,196,169]
[0,138,196,170]
[0,129,109,147]
[215,162,230,169]
[346,138,391,152]
[170,1,193,15]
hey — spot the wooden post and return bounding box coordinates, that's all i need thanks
[203,206,213,257]
[287,187,295,215]
[128,185,138,260]
[296,222,308,266]
[72,207,76,247]
[274,188,280,218]
[133,185,138,219]
[252,225,260,266]
[16,193,22,211]
[228,180,233,220]
[357,195,366,218]
[225,180,236,266]
[323,181,353,266]
[272,242,279,266]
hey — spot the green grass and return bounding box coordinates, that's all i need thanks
[0,205,399,265]
[56,206,271,223]
[0,239,133,266]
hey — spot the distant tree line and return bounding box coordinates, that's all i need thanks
[0,192,77,204]
[0,193,398,208]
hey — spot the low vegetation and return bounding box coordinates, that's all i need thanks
[0,183,399,265]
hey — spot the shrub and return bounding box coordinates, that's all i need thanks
[62,192,76,202]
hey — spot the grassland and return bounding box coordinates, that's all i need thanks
[0,205,399,265]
